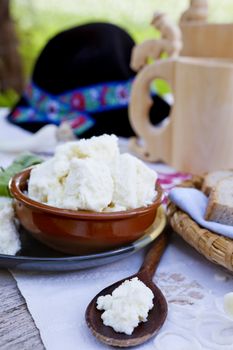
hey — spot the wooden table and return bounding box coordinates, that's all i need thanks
[0,269,44,350]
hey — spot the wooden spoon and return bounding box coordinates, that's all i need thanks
[85,229,169,347]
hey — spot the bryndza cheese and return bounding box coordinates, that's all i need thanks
[28,159,62,205]
[53,134,119,178]
[0,198,21,255]
[62,158,113,212]
[110,153,157,211]
[28,134,157,212]
[97,277,154,335]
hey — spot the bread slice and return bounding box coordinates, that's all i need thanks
[202,170,233,196]
[205,177,233,226]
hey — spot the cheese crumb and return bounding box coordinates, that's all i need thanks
[224,292,233,318]
[96,277,154,335]
[0,198,21,255]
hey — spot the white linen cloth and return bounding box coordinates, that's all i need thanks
[169,187,233,239]
[1,109,233,350]
[12,239,233,350]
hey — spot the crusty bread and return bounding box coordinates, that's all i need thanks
[202,170,233,196]
[205,177,233,226]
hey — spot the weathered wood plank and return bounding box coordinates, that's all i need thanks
[0,269,44,350]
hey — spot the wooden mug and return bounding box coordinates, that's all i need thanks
[129,56,233,173]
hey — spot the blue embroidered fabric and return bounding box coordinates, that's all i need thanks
[10,79,136,135]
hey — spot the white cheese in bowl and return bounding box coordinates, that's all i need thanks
[96,277,154,335]
[111,153,157,210]
[61,158,113,212]
[28,159,62,205]
[53,134,119,178]
[28,134,158,212]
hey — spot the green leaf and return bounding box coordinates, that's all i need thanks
[0,153,43,198]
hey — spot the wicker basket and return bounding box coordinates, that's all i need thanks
[167,175,233,272]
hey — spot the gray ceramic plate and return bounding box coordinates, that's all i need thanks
[0,207,165,271]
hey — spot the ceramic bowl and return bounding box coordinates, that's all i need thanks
[9,168,163,255]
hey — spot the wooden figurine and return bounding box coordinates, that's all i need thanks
[130,12,182,72]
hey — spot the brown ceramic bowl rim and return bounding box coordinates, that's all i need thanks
[9,168,163,220]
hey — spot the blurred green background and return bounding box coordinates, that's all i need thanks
[1,0,233,106]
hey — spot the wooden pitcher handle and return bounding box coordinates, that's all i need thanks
[129,58,175,163]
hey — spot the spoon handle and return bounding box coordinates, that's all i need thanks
[138,228,169,279]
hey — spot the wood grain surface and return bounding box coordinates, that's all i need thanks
[0,269,44,350]
[129,56,233,173]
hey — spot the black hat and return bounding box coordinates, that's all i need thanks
[7,22,170,137]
